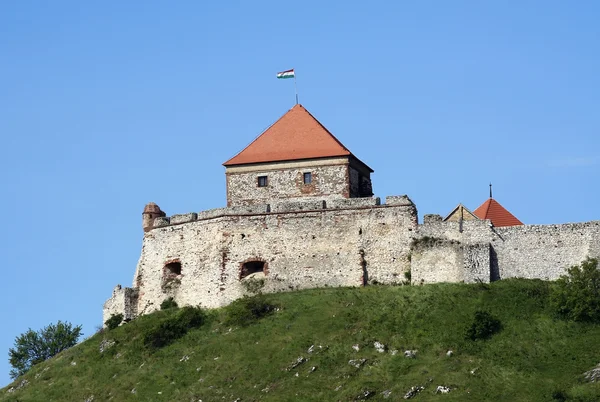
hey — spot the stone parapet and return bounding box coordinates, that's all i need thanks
[328,197,381,209]
[153,217,170,227]
[271,199,326,213]
[385,195,414,206]
[423,214,443,224]
[170,213,198,225]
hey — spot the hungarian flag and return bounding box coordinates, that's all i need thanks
[276,69,295,79]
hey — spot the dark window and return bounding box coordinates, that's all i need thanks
[240,260,265,280]
[303,172,312,184]
[257,176,268,187]
[164,261,182,277]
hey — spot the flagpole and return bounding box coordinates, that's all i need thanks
[294,73,298,105]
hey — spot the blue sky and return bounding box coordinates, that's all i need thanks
[0,1,598,384]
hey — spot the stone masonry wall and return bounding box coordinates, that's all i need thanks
[125,196,418,317]
[411,219,600,284]
[102,285,138,324]
[410,238,490,284]
[411,240,464,284]
[493,221,600,280]
[226,162,349,206]
[105,197,600,323]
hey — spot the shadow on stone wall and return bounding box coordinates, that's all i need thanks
[490,246,500,281]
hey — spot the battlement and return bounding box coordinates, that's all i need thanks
[148,195,413,231]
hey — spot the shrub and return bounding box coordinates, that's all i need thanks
[9,321,82,379]
[143,307,206,349]
[551,258,600,322]
[160,297,179,310]
[241,278,266,294]
[551,389,567,401]
[403,269,411,285]
[105,314,124,330]
[465,310,502,341]
[225,294,277,327]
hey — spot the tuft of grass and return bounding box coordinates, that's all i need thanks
[2,280,600,401]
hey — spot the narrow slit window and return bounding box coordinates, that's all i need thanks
[257,176,268,187]
[303,172,312,184]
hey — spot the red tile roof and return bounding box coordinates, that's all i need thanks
[224,104,370,169]
[473,198,523,227]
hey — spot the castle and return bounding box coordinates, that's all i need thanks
[103,104,600,324]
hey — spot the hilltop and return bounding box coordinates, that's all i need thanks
[3,280,600,401]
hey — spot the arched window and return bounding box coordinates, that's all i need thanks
[164,261,182,278]
[240,260,266,280]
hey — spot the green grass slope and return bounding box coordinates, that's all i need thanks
[3,280,600,401]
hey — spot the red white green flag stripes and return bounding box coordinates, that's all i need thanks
[277,69,298,104]
[276,69,295,79]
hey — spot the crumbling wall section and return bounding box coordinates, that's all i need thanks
[102,285,138,327]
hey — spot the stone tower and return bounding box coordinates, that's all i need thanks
[142,202,166,232]
[223,104,374,207]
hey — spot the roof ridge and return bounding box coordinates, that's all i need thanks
[222,104,369,168]
[299,106,351,154]
[223,105,297,166]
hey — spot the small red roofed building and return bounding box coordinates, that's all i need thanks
[223,104,373,206]
[473,197,523,227]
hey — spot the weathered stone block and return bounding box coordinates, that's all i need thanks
[385,195,414,206]
[170,213,198,225]
[272,199,326,213]
[197,208,228,220]
[424,214,443,224]
[328,197,380,209]
[153,217,170,227]
[227,204,271,215]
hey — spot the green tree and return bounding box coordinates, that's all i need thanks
[551,257,600,322]
[9,321,82,379]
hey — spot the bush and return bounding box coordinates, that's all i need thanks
[551,389,567,401]
[105,314,124,330]
[241,278,266,294]
[225,294,277,327]
[551,258,600,322]
[143,307,206,349]
[9,321,82,379]
[160,297,179,310]
[465,310,502,341]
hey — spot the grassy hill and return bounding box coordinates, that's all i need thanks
[2,280,600,401]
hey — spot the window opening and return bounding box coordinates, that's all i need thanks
[240,260,265,280]
[303,172,312,184]
[257,176,268,187]
[164,261,182,277]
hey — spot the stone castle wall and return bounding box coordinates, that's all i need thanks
[493,222,600,280]
[410,218,600,285]
[104,199,600,324]
[106,196,418,319]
